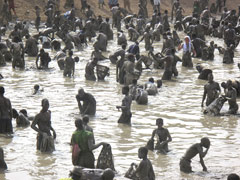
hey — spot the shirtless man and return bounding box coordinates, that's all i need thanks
[11,42,25,69]
[196,64,212,80]
[159,49,174,80]
[0,86,13,134]
[31,99,56,153]
[63,50,75,77]
[85,58,98,81]
[36,49,51,69]
[25,34,39,57]
[223,80,239,114]
[12,109,30,127]
[109,44,126,64]
[76,88,96,116]
[201,73,221,107]
[132,147,155,180]
[151,118,172,154]
[116,86,132,125]
[91,48,107,61]
[180,137,210,173]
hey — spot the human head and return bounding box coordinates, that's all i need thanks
[34,84,40,91]
[122,44,126,50]
[157,80,162,88]
[156,118,163,127]
[138,147,148,159]
[70,166,82,179]
[12,109,19,119]
[69,50,73,56]
[200,137,210,148]
[20,109,28,117]
[75,119,84,130]
[128,54,135,63]
[227,80,233,89]
[40,48,45,54]
[101,168,115,180]
[0,86,5,95]
[78,88,85,98]
[25,34,30,39]
[132,79,137,85]
[207,73,213,83]
[41,99,49,111]
[149,77,154,83]
[122,86,129,95]
[83,115,89,124]
[227,173,240,180]
[196,63,203,73]
[221,82,227,89]
[184,36,190,44]
[74,57,79,63]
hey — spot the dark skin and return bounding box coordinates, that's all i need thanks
[76,89,96,115]
[64,54,75,77]
[223,80,238,114]
[182,139,210,172]
[202,74,221,107]
[159,52,174,80]
[132,148,155,180]
[151,119,172,154]
[31,99,56,139]
[0,89,12,120]
[116,87,131,112]
[85,59,98,81]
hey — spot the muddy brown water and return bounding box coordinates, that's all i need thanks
[0,23,240,180]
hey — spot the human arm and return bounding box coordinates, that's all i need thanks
[87,134,106,151]
[76,95,83,114]
[50,125,56,139]
[116,62,119,82]
[178,44,183,51]
[197,145,209,171]
[139,35,144,43]
[166,129,172,143]
[151,129,156,140]
[225,88,237,101]
[91,51,94,59]
[36,55,40,69]
[201,86,207,107]
[72,61,75,76]
[31,115,41,133]
[191,44,196,57]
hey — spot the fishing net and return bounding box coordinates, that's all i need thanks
[96,144,115,171]
[39,133,55,153]
[124,164,139,180]
[146,138,154,151]
[204,96,226,115]
[96,65,110,80]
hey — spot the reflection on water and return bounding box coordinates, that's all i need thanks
[0,24,239,180]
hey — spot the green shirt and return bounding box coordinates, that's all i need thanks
[71,130,93,152]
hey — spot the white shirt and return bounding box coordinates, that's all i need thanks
[154,0,160,5]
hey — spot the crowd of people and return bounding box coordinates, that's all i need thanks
[0,0,240,179]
